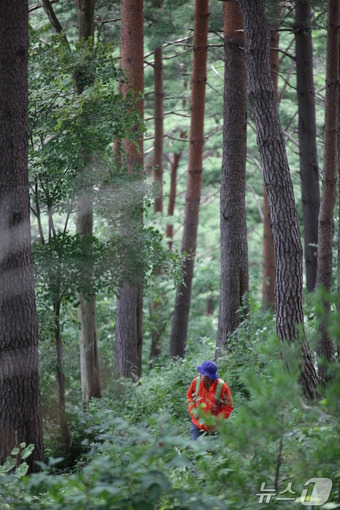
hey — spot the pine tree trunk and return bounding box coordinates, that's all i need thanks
[75,0,102,401]
[239,0,318,399]
[216,0,248,352]
[294,0,320,292]
[0,0,44,471]
[262,15,279,309]
[169,0,209,357]
[338,33,340,362]
[114,0,144,378]
[316,0,340,382]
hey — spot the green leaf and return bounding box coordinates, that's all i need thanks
[15,463,29,478]
[21,444,35,460]
[0,458,16,473]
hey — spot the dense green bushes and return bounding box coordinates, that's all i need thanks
[1,304,339,509]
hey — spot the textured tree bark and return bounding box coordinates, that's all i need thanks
[338,34,340,363]
[262,13,278,309]
[239,0,318,399]
[294,0,320,292]
[114,0,144,378]
[75,0,102,401]
[216,0,248,353]
[0,0,44,471]
[115,284,143,379]
[169,0,209,357]
[316,0,340,383]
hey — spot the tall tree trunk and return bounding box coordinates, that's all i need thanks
[216,0,248,353]
[262,12,279,309]
[239,0,318,400]
[169,0,209,358]
[150,4,164,360]
[316,0,340,383]
[0,0,44,471]
[153,46,164,213]
[166,122,187,249]
[338,33,340,363]
[170,0,209,357]
[166,81,187,249]
[294,0,320,292]
[75,0,102,401]
[54,300,71,452]
[114,0,144,378]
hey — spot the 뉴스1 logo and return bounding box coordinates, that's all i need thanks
[257,478,333,506]
[300,478,333,506]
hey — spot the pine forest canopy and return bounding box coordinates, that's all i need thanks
[0,0,339,507]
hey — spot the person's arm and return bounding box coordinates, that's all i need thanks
[186,378,196,418]
[220,383,234,419]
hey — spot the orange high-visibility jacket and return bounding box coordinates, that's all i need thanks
[187,377,234,432]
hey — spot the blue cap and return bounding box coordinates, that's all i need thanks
[196,360,219,381]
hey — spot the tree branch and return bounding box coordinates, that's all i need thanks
[29,0,58,13]
[278,60,295,102]
[38,0,68,44]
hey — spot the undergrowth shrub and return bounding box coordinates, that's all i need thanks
[1,304,339,509]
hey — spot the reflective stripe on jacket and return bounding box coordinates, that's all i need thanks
[187,376,234,432]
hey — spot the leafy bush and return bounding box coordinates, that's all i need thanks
[2,308,339,509]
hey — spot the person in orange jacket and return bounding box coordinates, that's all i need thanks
[187,360,234,440]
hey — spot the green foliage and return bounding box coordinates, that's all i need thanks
[18,3,339,509]
[2,314,339,509]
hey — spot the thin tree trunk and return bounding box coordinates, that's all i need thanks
[316,0,340,383]
[166,80,187,249]
[239,0,318,400]
[114,0,144,378]
[216,0,248,352]
[205,298,214,315]
[38,0,68,43]
[0,0,44,471]
[262,14,279,309]
[153,44,164,213]
[166,152,181,249]
[54,300,72,452]
[75,0,102,401]
[294,0,320,292]
[338,33,340,362]
[169,0,209,358]
[150,6,164,359]
[166,129,186,249]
